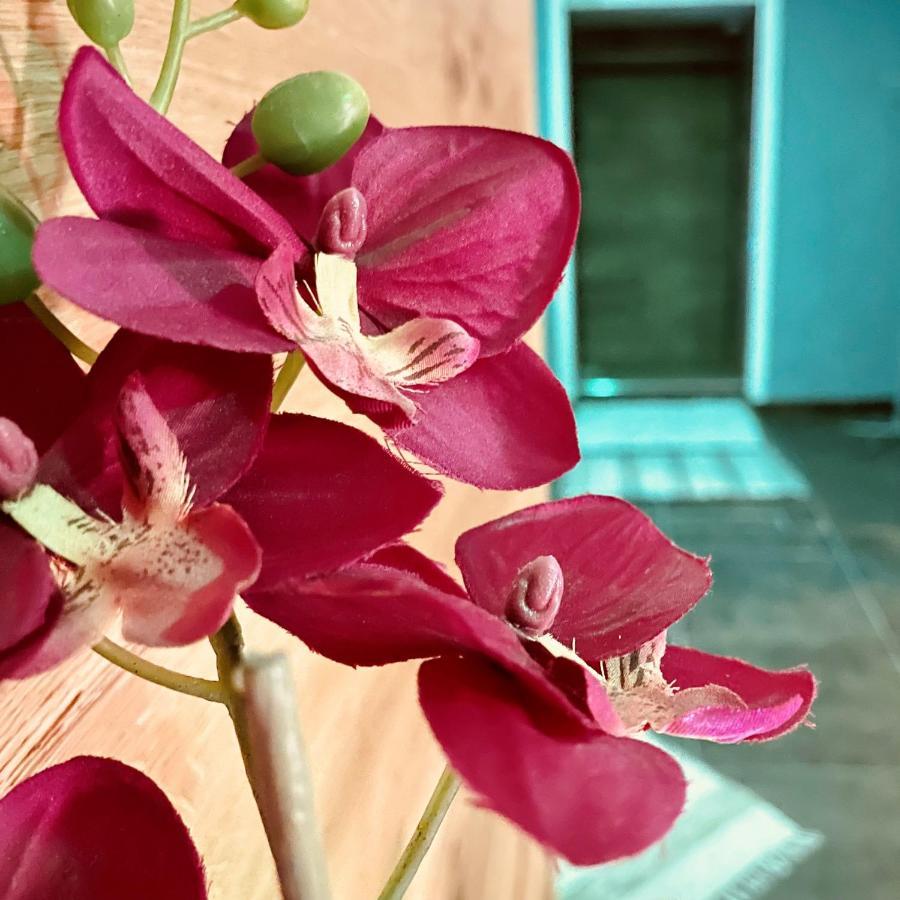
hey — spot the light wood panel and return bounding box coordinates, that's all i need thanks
[0,2,554,898]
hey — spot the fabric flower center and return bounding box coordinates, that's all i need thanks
[256,246,481,420]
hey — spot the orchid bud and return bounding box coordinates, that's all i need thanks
[0,418,38,500]
[251,71,369,175]
[316,188,367,257]
[0,189,39,306]
[505,555,564,638]
[235,0,309,29]
[67,0,134,47]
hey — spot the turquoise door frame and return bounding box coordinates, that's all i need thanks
[535,0,785,404]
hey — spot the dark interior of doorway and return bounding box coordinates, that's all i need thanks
[571,18,753,394]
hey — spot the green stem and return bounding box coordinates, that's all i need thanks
[93,637,225,702]
[188,5,243,38]
[104,43,131,84]
[271,350,306,412]
[377,765,460,900]
[209,613,255,777]
[24,294,98,365]
[150,1,246,113]
[149,0,192,114]
[230,152,267,180]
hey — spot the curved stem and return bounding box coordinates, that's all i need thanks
[271,350,306,412]
[93,637,225,703]
[210,613,255,775]
[377,765,460,900]
[104,44,131,84]
[24,294,99,365]
[188,5,243,38]
[150,0,192,114]
[230,152,267,180]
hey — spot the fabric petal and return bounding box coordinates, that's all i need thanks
[0,306,86,453]
[60,47,300,256]
[660,645,817,743]
[354,126,580,354]
[222,112,385,241]
[40,330,273,518]
[456,495,712,659]
[226,414,442,590]
[117,503,261,646]
[248,554,598,725]
[419,655,686,865]
[387,343,578,489]
[0,757,207,900]
[33,217,292,353]
[0,521,62,677]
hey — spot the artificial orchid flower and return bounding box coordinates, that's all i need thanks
[0,757,207,900]
[0,305,441,677]
[33,47,580,489]
[246,496,816,864]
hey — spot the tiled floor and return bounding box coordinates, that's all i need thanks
[645,407,900,899]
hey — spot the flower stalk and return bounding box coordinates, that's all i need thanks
[93,637,225,703]
[271,349,305,411]
[24,294,98,365]
[377,765,460,900]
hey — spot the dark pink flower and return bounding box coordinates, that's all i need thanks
[33,48,580,489]
[247,496,816,864]
[0,756,207,899]
[0,305,440,677]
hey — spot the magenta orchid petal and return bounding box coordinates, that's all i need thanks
[247,554,599,725]
[353,125,580,354]
[0,757,207,900]
[225,414,442,589]
[456,495,712,659]
[387,343,579,489]
[33,218,293,353]
[60,47,300,255]
[40,330,273,518]
[222,112,385,240]
[0,306,86,454]
[365,543,469,598]
[0,522,61,673]
[419,655,686,865]
[660,645,817,743]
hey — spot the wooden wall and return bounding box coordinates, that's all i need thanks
[0,2,554,898]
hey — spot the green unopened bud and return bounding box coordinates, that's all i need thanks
[0,189,39,306]
[67,0,134,47]
[252,71,369,176]
[235,0,309,29]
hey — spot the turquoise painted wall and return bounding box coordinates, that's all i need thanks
[767,0,899,401]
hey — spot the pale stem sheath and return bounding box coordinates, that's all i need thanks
[377,765,461,900]
[242,653,331,900]
[93,637,225,703]
[25,294,99,365]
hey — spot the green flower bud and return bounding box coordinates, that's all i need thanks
[0,189,39,306]
[252,71,369,176]
[235,0,309,29]
[67,0,135,48]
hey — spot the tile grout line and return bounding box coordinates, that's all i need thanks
[810,497,900,679]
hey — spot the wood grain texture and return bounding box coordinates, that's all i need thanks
[1,2,554,898]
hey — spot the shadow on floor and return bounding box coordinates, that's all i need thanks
[649,406,900,900]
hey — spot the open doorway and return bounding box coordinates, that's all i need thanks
[572,16,753,398]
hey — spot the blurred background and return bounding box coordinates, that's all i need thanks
[542,2,899,899]
[1,1,898,898]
